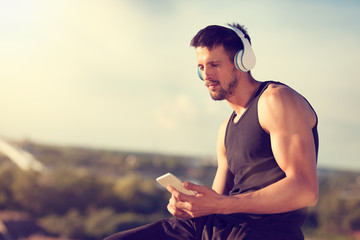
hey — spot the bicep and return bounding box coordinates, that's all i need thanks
[270,127,317,181]
[268,123,318,204]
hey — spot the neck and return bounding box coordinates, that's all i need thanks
[226,74,261,115]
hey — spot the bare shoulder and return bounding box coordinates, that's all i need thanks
[219,117,230,132]
[259,83,317,132]
[261,83,299,101]
[217,117,230,144]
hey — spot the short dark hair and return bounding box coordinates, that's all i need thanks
[190,23,251,62]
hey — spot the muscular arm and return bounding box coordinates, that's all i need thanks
[212,118,233,195]
[217,84,318,214]
[168,84,318,218]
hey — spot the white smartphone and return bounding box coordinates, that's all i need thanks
[156,173,196,196]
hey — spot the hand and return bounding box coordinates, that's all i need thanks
[166,181,224,218]
[167,194,192,218]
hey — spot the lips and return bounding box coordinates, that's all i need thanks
[205,81,219,90]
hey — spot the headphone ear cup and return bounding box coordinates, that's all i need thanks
[241,43,256,71]
[197,66,204,80]
[234,50,248,72]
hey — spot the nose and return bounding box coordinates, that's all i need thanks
[203,67,213,81]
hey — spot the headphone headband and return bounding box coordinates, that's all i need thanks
[222,24,256,72]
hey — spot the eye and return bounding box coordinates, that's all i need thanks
[198,65,204,71]
[211,63,219,67]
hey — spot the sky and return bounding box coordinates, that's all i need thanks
[0,0,359,170]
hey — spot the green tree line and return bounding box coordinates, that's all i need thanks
[0,162,171,239]
[0,142,359,239]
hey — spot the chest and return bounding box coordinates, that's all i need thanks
[225,106,274,174]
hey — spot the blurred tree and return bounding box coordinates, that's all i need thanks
[84,207,126,239]
[41,208,85,239]
[0,162,14,208]
[10,170,44,214]
[112,174,168,214]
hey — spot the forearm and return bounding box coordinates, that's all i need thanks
[167,172,317,219]
[216,175,318,215]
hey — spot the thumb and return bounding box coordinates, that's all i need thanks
[183,181,206,193]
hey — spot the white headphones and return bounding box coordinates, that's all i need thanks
[197,24,256,80]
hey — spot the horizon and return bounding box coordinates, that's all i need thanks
[1,137,358,173]
[1,136,359,173]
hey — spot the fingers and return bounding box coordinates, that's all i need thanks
[167,186,193,202]
[168,205,190,218]
[167,195,191,218]
[169,194,188,210]
[183,181,206,194]
[169,194,177,205]
[167,183,220,219]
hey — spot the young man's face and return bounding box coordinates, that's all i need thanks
[196,45,238,101]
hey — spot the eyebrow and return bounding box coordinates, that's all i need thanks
[198,60,222,67]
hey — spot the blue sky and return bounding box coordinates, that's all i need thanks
[0,0,359,170]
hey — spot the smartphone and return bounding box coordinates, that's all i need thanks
[156,173,196,196]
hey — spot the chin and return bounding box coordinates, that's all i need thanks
[210,93,226,101]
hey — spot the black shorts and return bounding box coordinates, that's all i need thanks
[103,214,304,240]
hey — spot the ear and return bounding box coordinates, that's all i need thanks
[197,66,204,80]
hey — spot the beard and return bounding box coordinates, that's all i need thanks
[209,76,238,101]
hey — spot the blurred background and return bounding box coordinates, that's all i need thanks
[0,0,359,239]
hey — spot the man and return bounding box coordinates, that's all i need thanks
[104,23,319,240]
